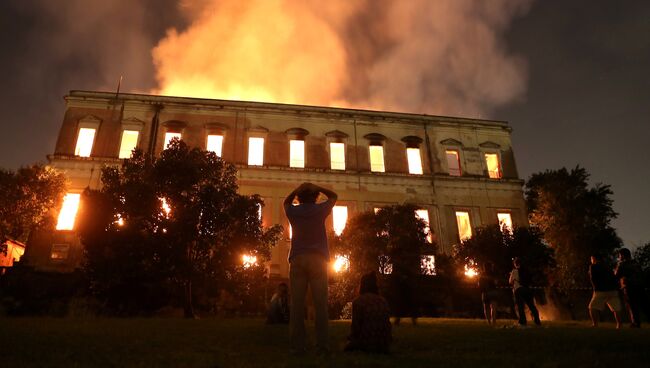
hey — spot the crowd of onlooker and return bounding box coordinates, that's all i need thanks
[277,182,649,356]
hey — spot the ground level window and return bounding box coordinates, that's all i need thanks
[415,209,432,243]
[497,212,513,233]
[50,244,70,260]
[421,255,436,275]
[332,206,348,235]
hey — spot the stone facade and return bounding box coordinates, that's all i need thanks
[29,90,527,275]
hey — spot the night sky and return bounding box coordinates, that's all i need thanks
[1,0,648,247]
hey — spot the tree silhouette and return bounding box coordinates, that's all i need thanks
[77,140,281,316]
[525,166,621,288]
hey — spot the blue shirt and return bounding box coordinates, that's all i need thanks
[284,200,335,262]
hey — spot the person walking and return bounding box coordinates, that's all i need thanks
[509,257,541,327]
[284,182,337,355]
[615,248,650,328]
[588,254,622,328]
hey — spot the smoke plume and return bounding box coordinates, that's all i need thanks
[153,0,533,117]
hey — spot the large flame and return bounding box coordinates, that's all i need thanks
[153,0,348,105]
[152,0,532,116]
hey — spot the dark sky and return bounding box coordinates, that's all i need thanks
[1,0,648,247]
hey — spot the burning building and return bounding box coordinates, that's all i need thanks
[26,90,526,276]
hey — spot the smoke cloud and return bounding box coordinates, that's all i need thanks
[153,0,533,117]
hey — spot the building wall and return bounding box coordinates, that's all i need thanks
[31,90,527,276]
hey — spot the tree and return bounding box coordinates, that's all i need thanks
[454,225,555,287]
[634,242,650,286]
[0,165,66,247]
[525,166,621,288]
[76,140,282,316]
[329,204,433,317]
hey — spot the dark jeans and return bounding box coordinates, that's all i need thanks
[514,287,541,325]
[622,287,650,326]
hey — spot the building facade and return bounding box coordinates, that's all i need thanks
[27,90,527,275]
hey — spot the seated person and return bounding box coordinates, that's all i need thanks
[345,272,392,353]
[266,282,290,324]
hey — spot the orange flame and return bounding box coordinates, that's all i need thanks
[152,0,349,105]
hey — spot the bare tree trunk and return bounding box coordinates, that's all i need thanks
[184,279,195,318]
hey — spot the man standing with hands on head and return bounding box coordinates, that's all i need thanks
[284,182,338,355]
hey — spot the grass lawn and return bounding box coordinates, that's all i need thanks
[2,317,649,367]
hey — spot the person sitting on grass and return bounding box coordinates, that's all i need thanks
[344,272,392,354]
[266,282,290,324]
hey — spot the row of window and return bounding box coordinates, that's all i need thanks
[455,210,513,241]
[56,192,512,245]
[73,127,502,178]
[446,149,502,179]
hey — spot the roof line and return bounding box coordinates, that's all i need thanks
[67,90,510,127]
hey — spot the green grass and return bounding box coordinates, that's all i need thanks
[1,317,648,367]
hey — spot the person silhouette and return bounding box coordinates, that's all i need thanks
[345,272,392,353]
[284,182,337,355]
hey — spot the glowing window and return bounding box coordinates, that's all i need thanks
[379,255,393,275]
[415,209,432,243]
[50,244,70,260]
[485,153,501,179]
[56,193,81,230]
[330,142,345,170]
[369,145,385,172]
[164,132,182,149]
[407,148,423,174]
[248,137,265,166]
[257,202,262,221]
[288,224,292,239]
[446,150,462,176]
[455,211,472,242]
[421,255,436,275]
[118,130,139,159]
[74,128,96,157]
[498,212,513,233]
[289,140,305,168]
[332,205,348,236]
[206,135,224,157]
